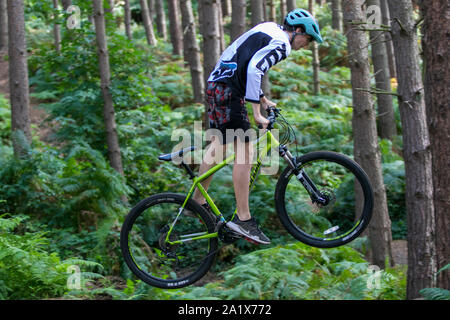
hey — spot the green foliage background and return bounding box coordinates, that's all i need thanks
[0,0,414,300]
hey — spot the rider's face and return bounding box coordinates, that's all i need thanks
[292,32,313,50]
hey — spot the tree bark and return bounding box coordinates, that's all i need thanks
[268,0,277,22]
[388,0,436,299]
[309,0,320,95]
[222,0,231,17]
[52,0,61,53]
[250,0,270,101]
[61,0,72,11]
[140,0,157,46]
[230,0,246,42]
[199,0,221,128]
[331,0,343,32]
[379,0,396,78]
[124,0,132,39]
[200,0,221,83]
[250,0,264,27]
[280,0,287,23]
[180,0,204,103]
[148,0,155,18]
[420,0,449,291]
[217,0,225,51]
[92,0,124,176]
[286,0,296,12]
[167,0,183,55]
[343,0,393,269]
[0,0,7,51]
[367,0,397,140]
[154,0,167,40]
[7,0,31,158]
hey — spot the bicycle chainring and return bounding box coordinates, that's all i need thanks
[217,222,241,244]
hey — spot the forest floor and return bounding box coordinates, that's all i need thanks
[0,50,52,142]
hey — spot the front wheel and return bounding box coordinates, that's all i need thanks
[275,151,373,248]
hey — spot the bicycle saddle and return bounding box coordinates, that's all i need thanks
[158,146,197,161]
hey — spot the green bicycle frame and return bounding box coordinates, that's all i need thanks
[165,130,281,245]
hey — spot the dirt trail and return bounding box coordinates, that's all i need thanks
[0,49,9,99]
[0,50,52,142]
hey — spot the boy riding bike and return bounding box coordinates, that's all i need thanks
[192,9,324,244]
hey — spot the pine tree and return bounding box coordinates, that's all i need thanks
[388,0,436,299]
[7,0,31,158]
[343,0,393,268]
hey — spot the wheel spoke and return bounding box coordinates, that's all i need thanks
[121,194,219,288]
[276,152,373,248]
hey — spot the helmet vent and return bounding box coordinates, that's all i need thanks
[312,25,318,33]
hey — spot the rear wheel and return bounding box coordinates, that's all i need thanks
[120,193,218,288]
[275,151,373,248]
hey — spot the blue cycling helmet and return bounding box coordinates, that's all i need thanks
[284,9,323,43]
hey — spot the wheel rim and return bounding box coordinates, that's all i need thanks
[125,200,215,284]
[283,158,367,242]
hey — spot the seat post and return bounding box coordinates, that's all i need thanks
[181,161,195,179]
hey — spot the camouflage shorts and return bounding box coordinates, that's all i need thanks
[206,82,251,144]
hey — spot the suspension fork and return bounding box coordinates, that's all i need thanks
[279,145,327,205]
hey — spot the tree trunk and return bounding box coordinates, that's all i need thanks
[343,0,393,269]
[250,0,264,27]
[52,0,61,53]
[221,0,231,17]
[124,0,132,39]
[286,0,296,12]
[200,0,221,128]
[217,0,225,51]
[280,0,287,23]
[367,0,397,140]
[167,0,183,55]
[0,0,8,51]
[268,0,277,22]
[140,0,157,46]
[388,0,436,299]
[309,0,320,95]
[7,0,31,158]
[180,0,204,103]
[92,0,124,176]
[154,0,167,40]
[200,0,220,83]
[250,0,270,101]
[331,0,343,32]
[420,0,449,291]
[379,0,396,78]
[148,0,155,18]
[61,0,72,10]
[230,0,246,42]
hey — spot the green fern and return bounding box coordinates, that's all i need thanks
[420,264,450,300]
[419,288,450,300]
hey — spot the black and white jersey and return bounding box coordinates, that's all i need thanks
[207,22,291,103]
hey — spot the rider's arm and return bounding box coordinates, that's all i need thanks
[251,103,270,129]
[244,39,288,104]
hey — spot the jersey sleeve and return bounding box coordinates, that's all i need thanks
[245,39,288,103]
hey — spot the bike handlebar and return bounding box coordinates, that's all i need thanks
[257,106,279,130]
